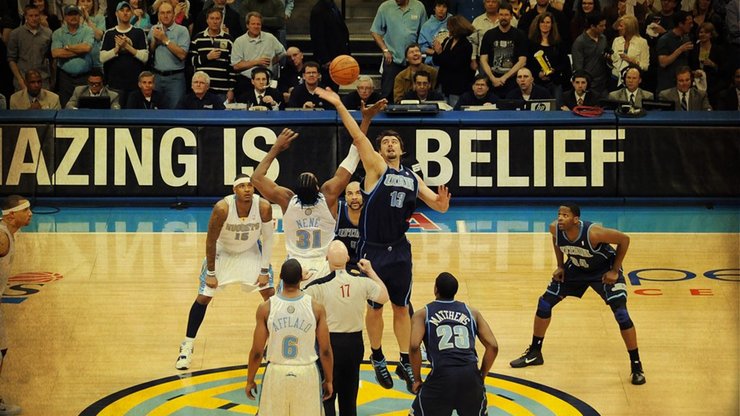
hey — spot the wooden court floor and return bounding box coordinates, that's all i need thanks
[1,231,738,415]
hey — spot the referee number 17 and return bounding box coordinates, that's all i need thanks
[340,284,350,297]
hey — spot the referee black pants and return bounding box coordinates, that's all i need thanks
[324,331,364,416]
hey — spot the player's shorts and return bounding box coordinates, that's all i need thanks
[198,246,273,297]
[258,362,323,416]
[289,256,331,289]
[546,265,628,305]
[359,237,412,308]
[411,364,488,416]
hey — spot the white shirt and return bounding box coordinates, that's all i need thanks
[304,270,382,333]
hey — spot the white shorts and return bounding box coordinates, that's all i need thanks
[258,363,323,416]
[198,245,273,297]
[291,256,330,289]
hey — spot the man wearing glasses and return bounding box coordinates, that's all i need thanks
[65,68,121,109]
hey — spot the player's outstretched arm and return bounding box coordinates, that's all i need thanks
[409,308,427,393]
[252,128,299,212]
[473,307,499,380]
[246,301,270,400]
[313,300,334,400]
[416,175,451,213]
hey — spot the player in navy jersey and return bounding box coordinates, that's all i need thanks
[334,181,362,272]
[409,272,498,416]
[510,203,646,385]
[315,87,452,393]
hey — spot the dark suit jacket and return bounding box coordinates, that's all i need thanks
[236,87,282,110]
[309,0,350,65]
[505,84,553,100]
[562,89,601,109]
[287,84,335,109]
[607,88,653,108]
[658,87,712,111]
[125,90,166,109]
[453,91,499,110]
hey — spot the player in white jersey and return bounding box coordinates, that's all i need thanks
[175,175,275,370]
[246,259,333,416]
[252,128,361,286]
[0,195,32,415]
[304,241,389,416]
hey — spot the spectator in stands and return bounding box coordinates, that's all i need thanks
[310,0,350,92]
[237,65,281,109]
[101,1,148,107]
[278,45,304,103]
[659,65,712,110]
[9,68,61,109]
[470,0,518,71]
[190,7,235,99]
[192,0,242,38]
[691,22,727,107]
[8,5,53,91]
[177,70,226,108]
[450,0,484,22]
[126,70,166,108]
[371,0,428,102]
[419,0,451,65]
[527,11,570,106]
[78,0,106,69]
[66,68,121,108]
[656,10,694,95]
[690,0,722,40]
[342,76,382,110]
[518,0,569,48]
[129,0,151,31]
[432,15,475,107]
[570,0,601,45]
[401,70,445,101]
[611,15,650,87]
[453,73,498,109]
[644,0,679,41]
[561,70,601,110]
[287,61,334,109]
[393,43,438,104]
[0,93,5,110]
[148,0,189,109]
[51,4,94,107]
[479,2,527,97]
[239,0,284,40]
[231,11,285,96]
[150,0,190,28]
[716,67,739,111]
[506,67,554,100]
[32,0,62,32]
[572,13,611,97]
[608,65,654,107]
[508,0,528,20]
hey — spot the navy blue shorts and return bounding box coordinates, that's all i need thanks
[546,265,628,305]
[411,364,488,416]
[359,238,412,308]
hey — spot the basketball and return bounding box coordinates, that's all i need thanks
[329,55,360,86]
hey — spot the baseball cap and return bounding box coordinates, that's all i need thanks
[116,1,132,11]
[64,5,81,15]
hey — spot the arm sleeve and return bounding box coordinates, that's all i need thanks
[260,221,274,270]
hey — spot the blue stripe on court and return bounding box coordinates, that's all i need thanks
[25,203,740,233]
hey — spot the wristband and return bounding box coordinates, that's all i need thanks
[206,270,215,276]
[165,39,171,46]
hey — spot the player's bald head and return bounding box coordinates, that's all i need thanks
[327,240,349,270]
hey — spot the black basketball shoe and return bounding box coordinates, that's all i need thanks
[370,356,394,389]
[395,362,415,393]
[509,346,544,368]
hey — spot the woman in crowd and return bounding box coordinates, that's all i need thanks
[691,22,727,107]
[527,12,570,106]
[611,14,649,87]
[30,0,61,31]
[78,0,106,69]
[432,15,476,107]
[129,0,151,31]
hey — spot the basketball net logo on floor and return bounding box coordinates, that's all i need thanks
[1,272,64,304]
[79,362,599,415]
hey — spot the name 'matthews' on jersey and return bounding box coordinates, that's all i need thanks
[360,166,418,244]
[424,300,478,368]
[556,220,616,272]
[266,294,318,365]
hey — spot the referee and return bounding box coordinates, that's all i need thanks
[304,241,389,416]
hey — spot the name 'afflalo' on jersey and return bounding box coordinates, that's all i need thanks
[424,300,478,368]
[556,221,616,272]
[360,166,418,244]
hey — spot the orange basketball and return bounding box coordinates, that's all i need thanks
[329,55,360,86]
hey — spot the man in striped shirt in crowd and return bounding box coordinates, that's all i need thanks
[190,7,235,100]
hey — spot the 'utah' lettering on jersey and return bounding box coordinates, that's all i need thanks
[556,221,616,272]
[424,300,478,368]
[217,194,263,254]
[267,293,318,365]
[283,193,336,260]
[360,165,418,244]
[334,201,360,265]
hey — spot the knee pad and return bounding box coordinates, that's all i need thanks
[610,301,634,330]
[536,293,561,319]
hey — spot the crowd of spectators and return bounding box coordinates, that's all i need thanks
[1,0,738,111]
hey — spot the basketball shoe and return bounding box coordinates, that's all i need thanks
[369,356,394,389]
[176,340,194,370]
[509,346,544,368]
[0,397,21,416]
[631,363,646,385]
[395,362,416,393]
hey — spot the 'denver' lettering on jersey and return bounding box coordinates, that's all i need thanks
[383,174,415,191]
[559,246,594,258]
[224,223,261,232]
[271,316,314,333]
[428,310,471,327]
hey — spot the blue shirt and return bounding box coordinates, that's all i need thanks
[371,0,427,65]
[148,23,190,71]
[52,24,95,75]
[418,14,450,65]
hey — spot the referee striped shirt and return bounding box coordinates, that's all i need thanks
[304,270,382,333]
[190,30,236,94]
